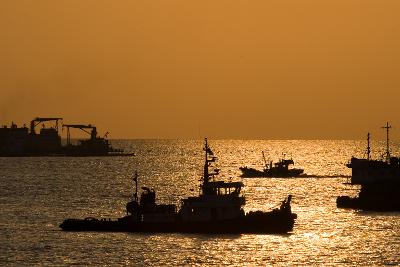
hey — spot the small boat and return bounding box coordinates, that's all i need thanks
[60,139,297,234]
[240,151,304,178]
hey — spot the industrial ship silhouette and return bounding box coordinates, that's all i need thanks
[60,139,297,234]
[0,117,132,156]
[337,123,400,211]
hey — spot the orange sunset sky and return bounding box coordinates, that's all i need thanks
[1,1,399,139]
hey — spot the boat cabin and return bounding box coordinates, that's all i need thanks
[180,180,245,222]
[202,181,243,196]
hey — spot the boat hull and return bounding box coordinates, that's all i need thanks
[336,196,400,211]
[337,179,400,212]
[60,212,297,234]
[240,167,304,178]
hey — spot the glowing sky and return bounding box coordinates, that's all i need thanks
[1,1,399,139]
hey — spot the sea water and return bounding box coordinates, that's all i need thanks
[1,140,399,266]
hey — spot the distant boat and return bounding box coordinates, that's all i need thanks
[60,138,297,234]
[240,151,304,178]
[0,117,133,157]
[337,123,400,211]
[62,123,133,157]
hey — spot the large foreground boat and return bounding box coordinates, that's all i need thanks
[0,117,132,156]
[60,139,297,234]
[240,152,304,178]
[337,123,400,211]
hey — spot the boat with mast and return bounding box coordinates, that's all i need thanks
[60,138,297,233]
[240,151,304,178]
[337,122,400,211]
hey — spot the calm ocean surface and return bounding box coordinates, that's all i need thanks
[1,140,399,266]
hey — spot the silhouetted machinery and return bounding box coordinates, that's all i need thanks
[62,124,98,146]
[0,117,131,156]
[62,124,115,156]
[30,117,62,135]
[29,117,63,153]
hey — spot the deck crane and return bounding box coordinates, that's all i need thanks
[62,124,98,146]
[30,117,62,134]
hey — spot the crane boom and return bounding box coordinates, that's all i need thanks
[62,124,98,145]
[30,117,63,134]
[62,124,96,129]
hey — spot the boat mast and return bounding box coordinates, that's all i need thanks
[203,138,210,184]
[381,122,391,162]
[262,151,267,168]
[367,132,371,160]
[133,171,138,201]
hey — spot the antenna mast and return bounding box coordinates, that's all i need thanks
[381,122,391,162]
[367,132,371,160]
[262,151,267,167]
[133,171,138,201]
[203,138,209,184]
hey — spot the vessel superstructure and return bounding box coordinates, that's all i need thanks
[347,123,400,185]
[337,123,400,211]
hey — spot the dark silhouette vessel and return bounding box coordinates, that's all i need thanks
[61,123,132,156]
[337,123,400,211]
[0,117,132,157]
[60,139,297,234]
[240,151,304,178]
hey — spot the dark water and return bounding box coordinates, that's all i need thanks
[1,140,399,266]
